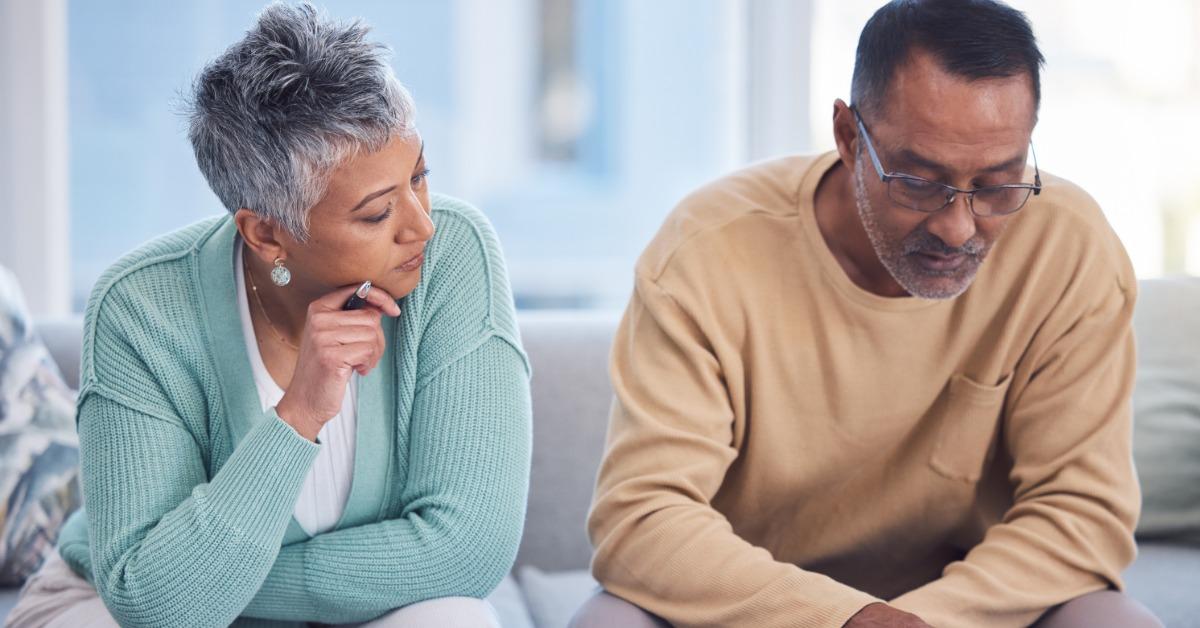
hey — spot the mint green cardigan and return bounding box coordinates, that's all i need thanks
[55,195,532,627]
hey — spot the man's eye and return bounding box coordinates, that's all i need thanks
[898,178,939,195]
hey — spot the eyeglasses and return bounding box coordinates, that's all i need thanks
[852,107,1041,217]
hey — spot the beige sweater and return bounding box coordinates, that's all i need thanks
[587,152,1139,628]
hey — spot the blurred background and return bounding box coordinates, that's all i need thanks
[1,0,1198,316]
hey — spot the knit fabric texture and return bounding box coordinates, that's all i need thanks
[587,153,1140,628]
[54,194,532,628]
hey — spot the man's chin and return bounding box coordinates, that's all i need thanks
[894,261,981,300]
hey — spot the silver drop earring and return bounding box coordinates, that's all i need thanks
[271,257,292,286]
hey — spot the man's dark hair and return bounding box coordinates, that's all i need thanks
[850,0,1045,117]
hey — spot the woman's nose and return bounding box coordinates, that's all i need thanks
[395,195,435,244]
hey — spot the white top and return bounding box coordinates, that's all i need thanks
[235,244,357,536]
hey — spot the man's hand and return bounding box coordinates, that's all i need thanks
[844,602,933,627]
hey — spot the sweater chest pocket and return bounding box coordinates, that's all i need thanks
[929,372,1011,483]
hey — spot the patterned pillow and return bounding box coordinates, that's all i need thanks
[0,266,80,585]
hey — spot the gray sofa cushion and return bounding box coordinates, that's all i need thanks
[487,573,536,628]
[517,566,597,628]
[1123,541,1200,628]
[515,311,619,572]
[0,587,18,620]
[32,318,82,391]
[1131,277,1200,543]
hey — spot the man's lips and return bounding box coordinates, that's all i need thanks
[912,251,968,272]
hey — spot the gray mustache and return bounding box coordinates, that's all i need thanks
[902,229,985,257]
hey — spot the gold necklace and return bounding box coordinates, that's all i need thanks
[244,252,300,351]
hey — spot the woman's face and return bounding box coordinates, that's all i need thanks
[282,132,434,301]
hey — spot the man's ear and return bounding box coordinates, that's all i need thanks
[832,99,860,170]
[233,209,288,264]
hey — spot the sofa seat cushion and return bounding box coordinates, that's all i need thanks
[1122,541,1200,628]
[488,572,536,628]
[0,587,20,621]
[518,566,598,628]
[1132,277,1200,543]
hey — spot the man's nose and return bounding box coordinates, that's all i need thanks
[923,194,977,249]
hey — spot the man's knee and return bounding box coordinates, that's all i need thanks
[569,590,671,628]
[1035,589,1162,628]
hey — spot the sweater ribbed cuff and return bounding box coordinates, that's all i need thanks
[204,412,319,545]
[818,590,884,628]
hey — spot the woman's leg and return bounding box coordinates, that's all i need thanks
[4,552,118,628]
[569,589,671,628]
[350,597,501,628]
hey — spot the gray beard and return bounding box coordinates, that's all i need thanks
[852,157,983,300]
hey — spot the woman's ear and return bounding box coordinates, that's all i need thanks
[233,209,287,263]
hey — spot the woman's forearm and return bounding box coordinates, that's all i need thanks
[244,334,530,621]
[80,390,318,628]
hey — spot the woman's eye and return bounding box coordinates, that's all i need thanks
[411,168,431,187]
[366,206,393,224]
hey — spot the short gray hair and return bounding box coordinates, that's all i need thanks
[186,2,416,240]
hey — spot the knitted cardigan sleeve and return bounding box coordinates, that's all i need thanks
[242,334,531,623]
[240,197,532,623]
[77,284,320,628]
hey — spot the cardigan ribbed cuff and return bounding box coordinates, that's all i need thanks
[204,412,319,546]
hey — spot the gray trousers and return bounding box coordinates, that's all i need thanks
[568,588,1164,628]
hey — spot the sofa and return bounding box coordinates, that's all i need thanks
[2,278,1198,628]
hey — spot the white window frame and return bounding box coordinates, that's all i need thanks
[0,0,70,318]
[744,0,815,161]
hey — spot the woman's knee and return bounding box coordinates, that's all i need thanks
[5,553,119,628]
[361,597,501,628]
[568,590,671,628]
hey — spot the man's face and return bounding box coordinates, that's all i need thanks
[852,49,1038,300]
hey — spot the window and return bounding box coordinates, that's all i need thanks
[66,0,749,310]
[51,1,1199,314]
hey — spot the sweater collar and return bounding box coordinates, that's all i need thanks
[194,215,394,539]
[196,216,263,447]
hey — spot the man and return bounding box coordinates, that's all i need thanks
[571,1,1163,627]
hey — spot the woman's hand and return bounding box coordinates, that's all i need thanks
[276,283,401,441]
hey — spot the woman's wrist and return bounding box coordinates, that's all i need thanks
[275,397,323,442]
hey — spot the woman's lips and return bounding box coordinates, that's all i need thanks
[396,251,425,272]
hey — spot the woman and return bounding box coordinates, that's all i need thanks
[6,4,530,627]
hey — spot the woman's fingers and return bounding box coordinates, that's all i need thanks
[310,283,373,313]
[278,282,397,430]
[326,340,382,375]
[310,325,380,349]
[309,282,401,317]
[359,284,401,317]
[307,308,382,335]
